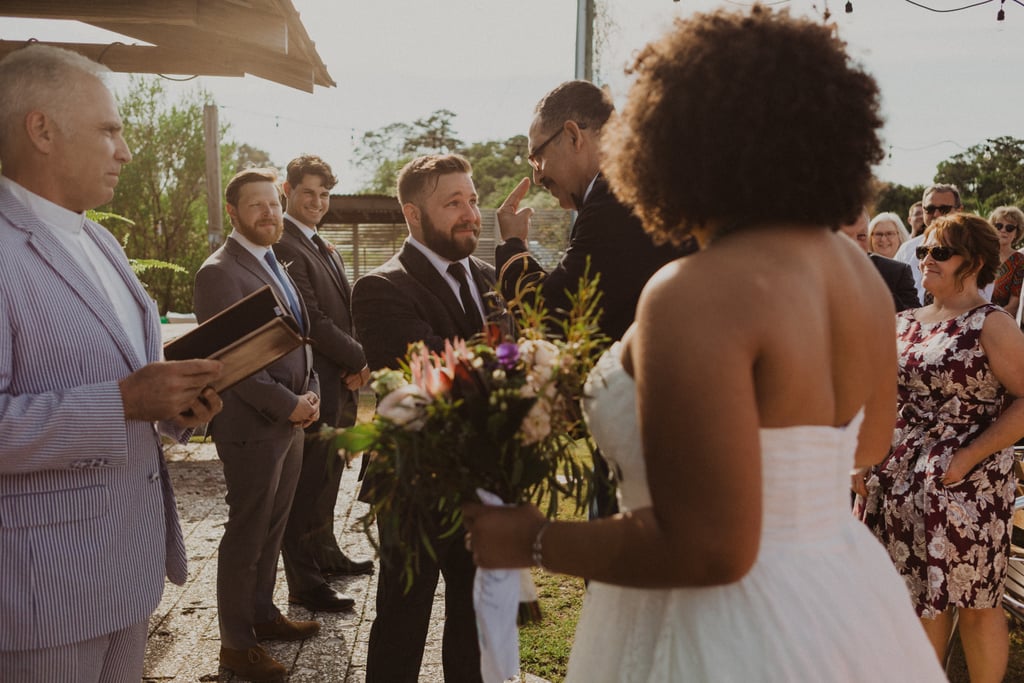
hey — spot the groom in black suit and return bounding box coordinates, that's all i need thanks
[497,80,693,518]
[352,154,492,682]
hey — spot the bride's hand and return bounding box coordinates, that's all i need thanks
[850,467,869,498]
[462,502,547,569]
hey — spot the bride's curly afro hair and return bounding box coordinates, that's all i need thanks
[603,5,884,246]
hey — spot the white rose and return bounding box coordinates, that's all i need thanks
[519,398,552,445]
[376,383,429,431]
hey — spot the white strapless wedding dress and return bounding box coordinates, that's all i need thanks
[565,345,946,682]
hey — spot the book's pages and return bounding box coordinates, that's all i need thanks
[164,285,304,392]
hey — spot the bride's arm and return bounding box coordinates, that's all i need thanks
[465,262,764,588]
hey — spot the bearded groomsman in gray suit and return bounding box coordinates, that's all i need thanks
[0,46,223,682]
[194,169,330,682]
[275,155,373,607]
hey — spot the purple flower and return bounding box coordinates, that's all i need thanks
[496,342,519,369]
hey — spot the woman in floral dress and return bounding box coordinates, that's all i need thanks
[857,213,1024,682]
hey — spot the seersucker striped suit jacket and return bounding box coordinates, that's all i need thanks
[0,186,188,651]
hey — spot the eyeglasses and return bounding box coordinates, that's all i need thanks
[915,245,958,262]
[527,122,587,170]
[994,222,1019,233]
[527,128,565,170]
[924,204,955,215]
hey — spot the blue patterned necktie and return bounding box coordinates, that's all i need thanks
[263,251,305,332]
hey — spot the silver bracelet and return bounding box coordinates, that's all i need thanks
[532,521,552,571]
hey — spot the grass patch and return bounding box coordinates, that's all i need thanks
[519,485,588,683]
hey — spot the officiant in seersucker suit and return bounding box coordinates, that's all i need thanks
[352,154,494,683]
[274,155,375,612]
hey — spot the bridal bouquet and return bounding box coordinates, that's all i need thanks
[327,272,607,590]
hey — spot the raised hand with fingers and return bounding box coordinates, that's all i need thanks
[497,177,534,242]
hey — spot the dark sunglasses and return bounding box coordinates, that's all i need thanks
[915,245,958,262]
[924,204,955,215]
[994,222,1019,233]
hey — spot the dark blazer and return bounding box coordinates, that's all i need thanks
[496,174,693,341]
[274,218,364,428]
[870,253,920,312]
[353,239,496,371]
[351,238,493,683]
[194,236,318,441]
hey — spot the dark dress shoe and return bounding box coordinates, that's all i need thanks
[253,614,321,641]
[321,556,374,577]
[288,584,355,612]
[219,645,286,682]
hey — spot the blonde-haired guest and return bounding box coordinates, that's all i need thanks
[869,212,910,258]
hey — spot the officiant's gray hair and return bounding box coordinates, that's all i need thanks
[533,80,615,134]
[0,45,109,161]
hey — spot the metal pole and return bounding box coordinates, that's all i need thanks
[575,0,594,81]
[203,104,223,252]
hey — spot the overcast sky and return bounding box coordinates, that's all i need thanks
[5,0,1023,196]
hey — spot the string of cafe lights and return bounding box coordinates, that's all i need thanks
[700,0,1024,21]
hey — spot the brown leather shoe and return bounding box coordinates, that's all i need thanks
[219,645,286,682]
[253,614,321,642]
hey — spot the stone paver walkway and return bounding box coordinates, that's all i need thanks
[144,441,548,683]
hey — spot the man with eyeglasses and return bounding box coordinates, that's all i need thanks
[894,183,962,303]
[494,80,693,518]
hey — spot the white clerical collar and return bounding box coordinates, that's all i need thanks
[0,175,86,235]
[406,235,473,279]
[284,213,317,240]
[228,229,274,260]
[582,174,600,204]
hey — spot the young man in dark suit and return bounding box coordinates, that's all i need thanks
[194,169,326,681]
[352,154,492,683]
[274,155,373,612]
[496,80,693,518]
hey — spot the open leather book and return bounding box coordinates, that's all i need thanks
[164,285,304,392]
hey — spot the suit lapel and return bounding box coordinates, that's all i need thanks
[284,218,352,304]
[398,240,478,340]
[83,220,161,364]
[0,191,146,370]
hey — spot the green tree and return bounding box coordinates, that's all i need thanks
[935,136,1024,215]
[873,180,924,218]
[354,111,556,209]
[104,77,271,314]
[105,76,210,314]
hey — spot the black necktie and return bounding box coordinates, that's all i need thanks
[311,232,341,279]
[447,262,484,332]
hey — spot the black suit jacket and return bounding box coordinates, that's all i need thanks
[495,174,693,341]
[274,218,365,427]
[869,252,920,312]
[353,239,496,371]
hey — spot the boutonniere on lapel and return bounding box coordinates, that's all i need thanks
[323,240,336,253]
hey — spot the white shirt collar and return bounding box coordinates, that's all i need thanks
[406,234,473,279]
[228,229,274,260]
[0,175,86,234]
[284,213,317,241]
[582,173,600,204]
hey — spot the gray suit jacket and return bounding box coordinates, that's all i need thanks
[194,236,318,442]
[0,186,187,650]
